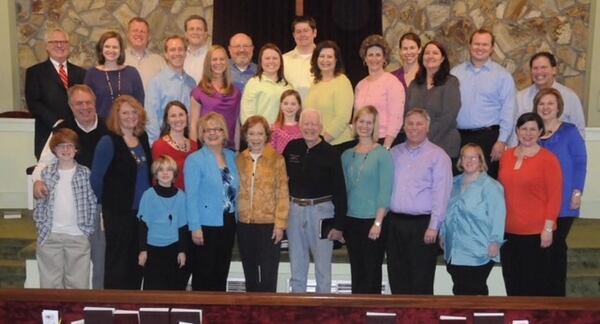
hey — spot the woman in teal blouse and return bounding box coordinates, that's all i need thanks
[341,105,393,294]
[439,143,506,295]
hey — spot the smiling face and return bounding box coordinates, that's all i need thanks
[202,119,225,148]
[355,112,376,139]
[165,38,186,69]
[281,94,300,120]
[210,47,228,76]
[166,104,188,134]
[127,21,149,50]
[102,37,121,63]
[517,120,542,148]
[46,30,70,63]
[469,32,494,65]
[228,33,253,68]
[53,142,77,163]
[531,56,557,89]
[293,22,317,48]
[317,47,336,75]
[460,146,482,175]
[118,102,139,132]
[185,18,208,48]
[365,46,385,73]
[246,122,267,153]
[422,43,444,73]
[156,166,175,187]
[400,38,419,65]
[260,48,281,77]
[535,93,560,122]
[300,111,322,146]
[69,89,97,126]
[404,112,429,146]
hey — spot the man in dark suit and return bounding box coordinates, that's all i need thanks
[25,27,87,159]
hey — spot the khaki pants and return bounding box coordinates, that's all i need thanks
[37,232,90,289]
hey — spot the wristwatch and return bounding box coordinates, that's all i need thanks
[573,190,582,197]
[374,221,382,227]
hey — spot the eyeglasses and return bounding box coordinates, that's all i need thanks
[461,155,480,162]
[230,45,253,50]
[56,143,76,150]
[48,40,69,46]
[203,127,224,134]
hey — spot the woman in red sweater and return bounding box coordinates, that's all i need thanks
[498,112,562,296]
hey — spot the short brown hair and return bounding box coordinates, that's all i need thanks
[197,112,229,146]
[469,28,495,46]
[128,17,149,30]
[184,15,207,31]
[291,16,317,32]
[533,88,564,118]
[242,115,272,143]
[456,143,488,172]
[359,34,391,65]
[257,43,287,85]
[163,35,187,53]
[106,95,147,137]
[50,128,79,155]
[96,31,126,65]
[151,155,178,179]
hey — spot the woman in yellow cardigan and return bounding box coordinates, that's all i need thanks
[236,115,290,292]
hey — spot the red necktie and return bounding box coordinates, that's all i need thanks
[59,64,69,89]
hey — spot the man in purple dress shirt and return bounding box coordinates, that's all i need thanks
[386,108,453,295]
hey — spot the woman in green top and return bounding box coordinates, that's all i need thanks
[341,105,394,294]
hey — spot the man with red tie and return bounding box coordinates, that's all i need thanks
[26,27,87,159]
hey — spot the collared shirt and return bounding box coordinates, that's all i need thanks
[49,57,67,75]
[145,66,196,143]
[451,59,517,143]
[509,81,586,146]
[283,47,314,101]
[184,44,209,84]
[229,60,258,92]
[389,139,452,230]
[124,47,166,91]
[241,75,291,125]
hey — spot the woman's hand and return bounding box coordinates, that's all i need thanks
[192,229,204,246]
[272,228,284,244]
[368,224,381,240]
[177,252,186,268]
[570,194,582,210]
[540,230,553,248]
[138,251,147,267]
[488,242,499,257]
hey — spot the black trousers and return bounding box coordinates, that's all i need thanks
[103,208,142,290]
[237,223,281,292]
[459,126,500,179]
[345,216,385,294]
[386,212,438,295]
[175,227,193,290]
[501,232,554,296]
[143,243,181,290]
[549,217,575,296]
[191,212,236,291]
[446,261,494,295]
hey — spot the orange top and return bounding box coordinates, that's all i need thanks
[498,148,563,235]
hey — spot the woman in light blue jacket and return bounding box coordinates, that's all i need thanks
[185,112,239,291]
[440,143,505,295]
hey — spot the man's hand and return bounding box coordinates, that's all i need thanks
[33,180,49,199]
[490,141,506,161]
[423,228,438,245]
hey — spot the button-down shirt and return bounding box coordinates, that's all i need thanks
[229,60,258,92]
[283,47,314,102]
[452,59,517,143]
[184,44,209,84]
[389,139,452,230]
[124,47,166,92]
[145,66,196,143]
[509,81,586,146]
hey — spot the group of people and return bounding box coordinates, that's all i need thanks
[26,14,587,297]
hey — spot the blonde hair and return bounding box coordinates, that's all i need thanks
[352,105,379,141]
[106,95,147,137]
[199,45,234,96]
[197,112,229,146]
[151,155,178,179]
[456,143,488,172]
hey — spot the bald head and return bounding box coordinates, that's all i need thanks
[228,33,254,68]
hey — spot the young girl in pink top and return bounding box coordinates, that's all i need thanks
[271,89,303,153]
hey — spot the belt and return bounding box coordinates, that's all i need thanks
[389,211,430,218]
[291,195,333,207]
[458,125,499,133]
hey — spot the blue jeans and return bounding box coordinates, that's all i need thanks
[287,201,334,293]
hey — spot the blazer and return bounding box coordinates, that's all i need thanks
[25,59,86,158]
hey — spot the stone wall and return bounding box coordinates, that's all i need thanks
[16,0,213,108]
[382,0,590,101]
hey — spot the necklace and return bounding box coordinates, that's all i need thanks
[157,191,177,225]
[349,144,375,188]
[129,147,147,167]
[166,134,189,152]
[104,69,121,101]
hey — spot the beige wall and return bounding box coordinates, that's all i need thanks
[587,0,600,127]
[0,1,20,112]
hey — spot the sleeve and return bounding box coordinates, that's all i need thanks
[429,151,453,230]
[429,77,461,141]
[144,78,161,144]
[184,154,202,231]
[565,91,586,138]
[83,69,98,95]
[240,78,259,124]
[32,134,56,181]
[384,75,405,138]
[131,68,145,107]
[90,135,114,202]
[376,150,394,209]
[485,180,506,244]
[544,153,563,223]
[138,219,148,251]
[497,72,517,143]
[273,156,290,230]
[325,76,354,139]
[331,150,348,230]
[568,126,588,192]
[25,67,59,128]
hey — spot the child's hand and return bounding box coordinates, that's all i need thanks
[192,229,204,245]
[177,252,186,268]
[138,251,147,267]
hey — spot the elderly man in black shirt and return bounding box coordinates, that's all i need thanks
[283,109,347,293]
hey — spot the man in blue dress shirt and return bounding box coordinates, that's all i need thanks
[451,29,517,179]
[228,33,257,93]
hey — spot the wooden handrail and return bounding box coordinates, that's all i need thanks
[1,288,600,311]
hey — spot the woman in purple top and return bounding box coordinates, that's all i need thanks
[84,31,144,119]
[190,45,241,150]
[391,32,421,91]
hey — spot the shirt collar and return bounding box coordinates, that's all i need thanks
[467,58,492,71]
[126,47,149,60]
[49,57,67,69]
[75,115,99,133]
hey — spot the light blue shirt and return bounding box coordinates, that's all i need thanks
[440,172,506,266]
[229,60,257,93]
[509,81,586,147]
[144,66,196,143]
[138,188,187,247]
[451,59,517,143]
[342,145,394,219]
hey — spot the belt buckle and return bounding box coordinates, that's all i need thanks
[297,199,311,207]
